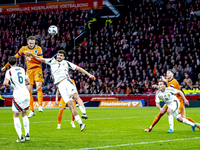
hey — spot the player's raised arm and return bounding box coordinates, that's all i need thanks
[75,66,96,80]
[1,48,24,71]
[25,51,45,63]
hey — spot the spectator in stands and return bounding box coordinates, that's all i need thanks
[183,73,193,89]
[115,87,124,94]
[44,85,52,95]
[174,72,181,82]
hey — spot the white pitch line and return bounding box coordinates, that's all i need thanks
[0,116,155,125]
[70,137,200,150]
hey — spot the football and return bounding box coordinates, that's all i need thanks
[48,25,58,35]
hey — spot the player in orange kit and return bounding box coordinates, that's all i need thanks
[145,69,200,132]
[1,36,43,117]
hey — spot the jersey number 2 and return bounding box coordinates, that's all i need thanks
[17,72,23,84]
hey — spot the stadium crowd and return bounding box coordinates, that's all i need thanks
[0,0,200,96]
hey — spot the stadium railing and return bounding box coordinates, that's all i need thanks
[1,94,200,107]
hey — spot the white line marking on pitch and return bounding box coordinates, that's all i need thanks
[0,116,155,125]
[70,137,200,150]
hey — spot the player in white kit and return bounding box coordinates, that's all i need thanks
[3,56,30,142]
[25,50,96,131]
[156,80,198,133]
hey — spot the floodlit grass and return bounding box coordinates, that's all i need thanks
[0,108,200,150]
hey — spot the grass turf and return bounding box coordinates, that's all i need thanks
[0,108,200,150]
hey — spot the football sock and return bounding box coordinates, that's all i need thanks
[37,88,43,106]
[79,104,86,114]
[186,117,196,123]
[58,109,64,124]
[168,115,174,130]
[75,115,82,125]
[151,112,164,128]
[183,118,195,126]
[72,114,75,121]
[14,117,22,139]
[22,116,29,136]
[29,91,34,112]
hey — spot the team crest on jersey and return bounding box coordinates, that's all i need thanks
[168,94,170,97]
[160,95,163,99]
[60,103,62,106]
[34,50,38,54]
[63,63,65,65]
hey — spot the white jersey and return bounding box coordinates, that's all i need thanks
[5,66,29,99]
[155,87,180,105]
[44,58,77,84]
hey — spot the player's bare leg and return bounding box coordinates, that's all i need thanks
[36,81,43,112]
[181,107,200,130]
[67,100,86,131]
[73,93,88,119]
[176,115,198,131]
[145,109,167,132]
[27,85,36,118]
[57,108,64,129]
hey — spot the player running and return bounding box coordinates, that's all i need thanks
[25,50,95,131]
[155,80,198,133]
[2,36,44,117]
[3,56,30,142]
[145,69,199,132]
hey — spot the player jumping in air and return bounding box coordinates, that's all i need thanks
[2,36,44,117]
[25,50,95,131]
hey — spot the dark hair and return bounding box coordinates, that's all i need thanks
[167,69,175,74]
[57,50,66,57]
[8,56,17,66]
[27,36,36,41]
[158,80,167,86]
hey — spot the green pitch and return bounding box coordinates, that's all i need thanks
[0,108,200,150]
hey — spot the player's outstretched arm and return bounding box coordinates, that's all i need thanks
[1,48,23,71]
[25,51,45,63]
[75,66,96,80]
[3,78,10,88]
[25,78,30,86]
[177,90,189,105]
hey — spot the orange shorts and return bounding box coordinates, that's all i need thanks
[26,67,43,85]
[59,97,76,109]
[163,100,185,115]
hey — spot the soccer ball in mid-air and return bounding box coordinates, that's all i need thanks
[48,25,58,36]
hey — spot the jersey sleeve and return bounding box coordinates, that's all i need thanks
[168,87,179,94]
[155,91,160,103]
[66,61,77,70]
[5,70,11,80]
[44,58,54,65]
[37,46,43,58]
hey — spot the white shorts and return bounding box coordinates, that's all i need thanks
[58,78,77,104]
[12,95,30,113]
[168,100,181,119]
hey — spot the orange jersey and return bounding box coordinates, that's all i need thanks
[166,78,183,102]
[5,45,43,70]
